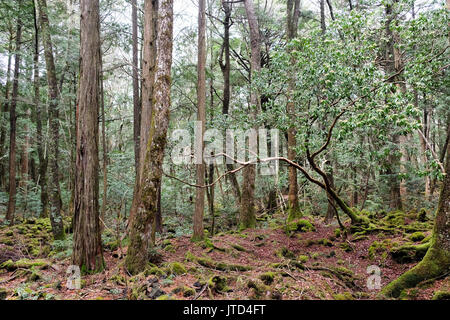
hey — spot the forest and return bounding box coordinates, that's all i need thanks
[0,0,449,302]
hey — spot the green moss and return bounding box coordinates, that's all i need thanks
[0,259,50,271]
[259,272,275,285]
[231,244,246,252]
[432,291,450,300]
[247,279,270,299]
[186,252,252,271]
[183,286,196,297]
[276,247,295,259]
[339,242,353,252]
[298,255,309,263]
[285,219,315,233]
[208,275,230,293]
[417,208,428,222]
[408,232,426,242]
[167,262,186,275]
[156,294,174,300]
[145,266,167,278]
[333,292,354,300]
[390,242,430,264]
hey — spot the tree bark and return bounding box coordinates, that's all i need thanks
[240,0,261,230]
[0,30,13,192]
[72,0,104,273]
[132,0,141,174]
[128,0,158,228]
[37,0,65,239]
[286,0,301,221]
[193,0,207,241]
[33,0,49,218]
[6,2,23,225]
[126,0,173,275]
[219,1,241,206]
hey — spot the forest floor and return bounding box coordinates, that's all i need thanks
[0,209,449,300]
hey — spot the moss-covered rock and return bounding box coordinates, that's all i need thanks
[276,247,295,259]
[167,262,187,275]
[208,275,230,293]
[285,219,315,233]
[408,232,426,242]
[247,279,270,300]
[259,272,275,285]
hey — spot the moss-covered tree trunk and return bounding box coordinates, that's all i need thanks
[381,126,450,297]
[128,0,158,229]
[5,2,22,225]
[72,0,104,273]
[126,0,173,275]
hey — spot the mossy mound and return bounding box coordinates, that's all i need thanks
[285,219,315,234]
[390,243,430,264]
[259,272,276,285]
[208,275,230,293]
[0,258,50,271]
[408,232,426,242]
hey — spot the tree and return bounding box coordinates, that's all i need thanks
[5,0,23,225]
[126,0,173,275]
[240,0,261,230]
[72,0,104,273]
[286,0,301,221]
[128,0,158,231]
[37,0,65,239]
[193,0,207,241]
[33,0,49,218]
[132,0,141,174]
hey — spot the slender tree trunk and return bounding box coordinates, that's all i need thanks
[33,1,49,217]
[0,30,13,192]
[72,0,104,273]
[240,0,261,230]
[286,0,301,221]
[132,0,141,174]
[6,3,23,225]
[100,48,108,231]
[193,0,207,241]
[38,0,65,239]
[384,1,403,211]
[126,0,173,275]
[219,1,241,206]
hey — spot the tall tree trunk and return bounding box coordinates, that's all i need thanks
[38,0,65,239]
[219,1,241,206]
[193,0,206,241]
[384,1,403,211]
[240,0,261,230]
[100,48,108,231]
[0,30,13,192]
[6,2,23,225]
[126,0,173,275]
[286,0,301,221]
[128,0,158,229]
[33,0,49,217]
[72,0,104,273]
[132,0,141,174]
